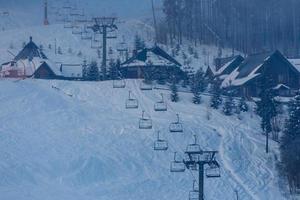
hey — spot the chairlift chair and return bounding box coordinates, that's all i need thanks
[139,111,152,129]
[185,135,202,163]
[126,91,138,109]
[169,114,183,133]
[206,160,221,178]
[140,81,153,91]
[72,25,82,35]
[154,131,168,151]
[64,19,73,29]
[91,38,101,49]
[113,72,126,88]
[170,152,185,173]
[154,93,167,112]
[189,180,199,200]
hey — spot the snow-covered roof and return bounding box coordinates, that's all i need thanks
[221,51,294,88]
[214,55,244,76]
[273,84,290,90]
[14,37,47,61]
[288,59,300,73]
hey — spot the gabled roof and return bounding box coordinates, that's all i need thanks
[236,52,272,79]
[121,46,181,68]
[214,55,244,76]
[221,50,298,88]
[14,37,47,61]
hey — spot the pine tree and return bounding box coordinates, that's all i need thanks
[223,91,235,116]
[192,69,206,104]
[82,60,88,80]
[170,76,179,102]
[239,96,248,112]
[134,34,145,51]
[210,79,222,109]
[87,61,99,81]
[280,91,300,193]
[57,46,62,55]
[256,76,278,153]
[109,59,118,80]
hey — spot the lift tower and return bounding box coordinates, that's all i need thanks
[89,17,118,79]
[170,135,221,200]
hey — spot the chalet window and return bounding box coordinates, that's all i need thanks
[278,74,284,83]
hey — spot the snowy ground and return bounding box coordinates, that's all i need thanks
[0,79,287,200]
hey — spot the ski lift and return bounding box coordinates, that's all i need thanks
[206,160,221,178]
[186,135,202,154]
[72,25,82,35]
[154,93,167,112]
[189,180,199,200]
[113,72,126,88]
[126,91,139,109]
[64,19,73,29]
[140,81,152,91]
[91,33,101,49]
[185,135,202,163]
[81,29,92,40]
[169,114,183,133]
[170,152,185,173]
[154,131,168,151]
[139,111,152,129]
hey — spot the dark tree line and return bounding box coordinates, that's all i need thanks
[158,0,300,56]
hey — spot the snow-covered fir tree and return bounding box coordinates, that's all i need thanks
[223,90,235,116]
[210,79,222,109]
[82,60,88,80]
[191,69,206,104]
[134,34,145,51]
[256,76,278,153]
[87,61,99,81]
[280,91,300,194]
[238,96,248,112]
[170,76,179,102]
[57,46,62,55]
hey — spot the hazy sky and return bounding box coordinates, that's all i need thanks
[0,0,163,19]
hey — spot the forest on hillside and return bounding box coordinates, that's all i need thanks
[157,0,300,57]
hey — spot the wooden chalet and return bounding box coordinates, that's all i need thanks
[120,46,183,80]
[221,50,300,97]
[1,37,84,80]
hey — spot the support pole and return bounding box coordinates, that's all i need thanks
[199,162,204,200]
[102,26,107,79]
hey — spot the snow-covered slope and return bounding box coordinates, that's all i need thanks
[0,79,287,200]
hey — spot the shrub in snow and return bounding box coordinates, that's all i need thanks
[170,76,179,102]
[223,91,235,116]
[210,79,222,109]
[238,97,248,112]
[87,61,100,81]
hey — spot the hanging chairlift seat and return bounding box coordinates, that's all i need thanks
[154,93,167,112]
[154,131,168,151]
[189,180,199,200]
[72,25,82,35]
[206,160,221,178]
[139,111,152,129]
[64,19,73,29]
[170,152,185,172]
[113,72,126,88]
[113,79,126,88]
[126,91,138,109]
[140,81,153,91]
[169,114,183,133]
